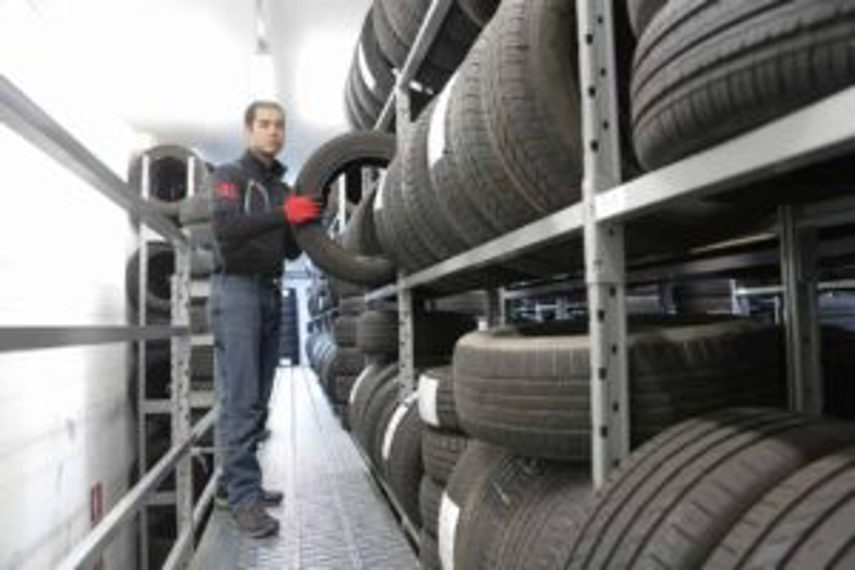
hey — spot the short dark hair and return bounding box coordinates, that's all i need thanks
[244,100,285,128]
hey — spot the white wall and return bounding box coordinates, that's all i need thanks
[0,2,148,568]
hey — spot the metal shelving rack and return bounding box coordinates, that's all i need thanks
[362,0,855,487]
[1,76,218,569]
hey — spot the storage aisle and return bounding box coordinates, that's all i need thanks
[191,366,418,569]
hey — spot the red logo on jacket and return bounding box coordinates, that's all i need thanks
[216,181,239,200]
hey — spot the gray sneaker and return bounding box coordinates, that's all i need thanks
[232,502,279,538]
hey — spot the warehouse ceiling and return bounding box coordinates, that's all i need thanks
[10,0,372,180]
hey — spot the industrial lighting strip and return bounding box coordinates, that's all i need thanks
[0,76,187,244]
[55,408,218,570]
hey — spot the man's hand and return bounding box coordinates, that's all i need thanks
[283,195,321,225]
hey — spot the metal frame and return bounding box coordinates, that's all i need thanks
[358,0,855,492]
[0,76,186,244]
[1,80,220,568]
[56,409,217,570]
[779,206,823,414]
[576,0,629,485]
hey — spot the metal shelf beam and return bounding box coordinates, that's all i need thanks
[0,325,188,352]
[365,203,585,301]
[0,76,187,244]
[596,86,855,224]
[375,0,455,130]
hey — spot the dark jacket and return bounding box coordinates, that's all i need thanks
[210,151,301,277]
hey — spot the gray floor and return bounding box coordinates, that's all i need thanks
[191,367,419,570]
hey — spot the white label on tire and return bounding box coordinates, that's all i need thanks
[427,74,456,170]
[439,492,461,570]
[374,171,387,212]
[349,366,372,405]
[381,393,418,462]
[357,44,378,92]
[418,374,441,427]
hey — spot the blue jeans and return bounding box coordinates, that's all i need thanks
[210,274,281,507]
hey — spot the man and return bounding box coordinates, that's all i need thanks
[209,100,319,537]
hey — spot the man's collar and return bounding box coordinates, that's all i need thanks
[240,150,287,178]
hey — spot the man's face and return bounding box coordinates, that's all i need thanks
[246,106,285,158]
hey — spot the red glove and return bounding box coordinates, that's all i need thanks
[283,195,321,225]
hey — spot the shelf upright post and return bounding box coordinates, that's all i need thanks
[136,154,151,570]
[486,289,504,328]
[395,77,417,398]
[170,158,195,564]
[779,205,823,414]
[577,0,629,487]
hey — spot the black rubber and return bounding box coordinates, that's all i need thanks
[417,367,460,431]
[441,442,508,568]
[128,144,208,207]
[563,408,855,569]
[126,242,175,315]
[626,0,667,38]
[332,316,358,346]
[453,318,786,460]
[349,362,398,449]
[458,0,501,27]
[383,397,424,527]
[422,427,469,485]
[631,0,855,170]
[455,452,591,570]
[481,0,583,216]
[706,445,855,569]
[420,476,443,538]
[357,310,477,359]
[293,131,397,286]
[421,530,441,570]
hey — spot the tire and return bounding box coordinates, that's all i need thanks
[372,158,410,270]
[190,345,215,379]
[382,396,424,527]
[369,382,403,470]
[626,0,668,38]
[332,316,358,346]
[420,530,441,570]
[420,476,443,538]
[480,0,583,217]
[422,428,469,485]
[330,347,365,378]
[357,310,477,358]
[458,0,501,27]
[440,442,508,570]
[334,374,358,405]
[428,69,498,248]
[349,362,398,443]
[338,295,366,316]
[417,367,460,431]
[631,0,855,170]
[128,144,208,206]
[126,242,175,315]
[454,451,590,570]
[706,445,855,569]
[293,131,397,286]
[453,318,785,460]
[563,408,855,569]
[401,101,469,262]
[358,7,396,98]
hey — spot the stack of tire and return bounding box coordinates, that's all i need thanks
[347,308,477,554]
[321,299,366,420]
[127,144,215,249]
[415,367,469,569]
[374,0,583,273]
[345,0,501,130]
[437,316,791,569]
